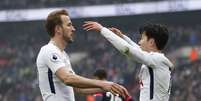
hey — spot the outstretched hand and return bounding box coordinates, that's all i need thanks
[83,21,125,38]
[108,27,125,38]
[83,21,103,32]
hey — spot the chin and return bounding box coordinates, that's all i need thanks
[68,39,74,44]
[64,36,73,44]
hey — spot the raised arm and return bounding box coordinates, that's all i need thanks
[83,21,155,67]
[109,27,140,48]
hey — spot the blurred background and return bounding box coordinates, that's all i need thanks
[0,0,201,101]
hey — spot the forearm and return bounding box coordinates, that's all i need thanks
[56,67,107,89]
[74,88,103,95]
[101,27,132,54]
[62,73,107,89]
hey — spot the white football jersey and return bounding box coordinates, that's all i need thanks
[36,41,75,101]
[138,53,172,101]
[100,27,174,101]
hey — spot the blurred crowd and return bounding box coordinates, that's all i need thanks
[0,0,171,10]
[0,20,200,101]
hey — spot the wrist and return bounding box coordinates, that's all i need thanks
[98,80,106,89]
[98,80,108,89]
[100,26,105,33]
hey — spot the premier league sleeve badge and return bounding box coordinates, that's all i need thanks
[50,53,60,62]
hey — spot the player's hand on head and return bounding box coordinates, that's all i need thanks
[83,21,103,32]
[108,27,125,38]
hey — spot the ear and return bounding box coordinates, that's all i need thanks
[55,25,62,34]
[149,38,155,46]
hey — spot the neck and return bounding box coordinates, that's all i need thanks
[50,37,67,51]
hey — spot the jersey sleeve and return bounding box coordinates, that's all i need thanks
[100,27,157,67]
[43,49,66,74]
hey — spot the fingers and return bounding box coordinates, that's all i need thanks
[83,24,94,31]
[111,83,126,98]
[109,89,119,97]
[82,21,102,32]
[83,21,94,27]
[118,85,129,98]
[119,85,130,98]
[108,27,124,38]
[110,83,130,98]
[108,27,115,31]
[83,21,98,28]
[111,84,124,96]
[108,27,117,32]
[83,22,93,31]
[108,27,120,32]
[102,81,129,98]
[83,22,123,35]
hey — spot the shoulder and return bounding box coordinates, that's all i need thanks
[40,43,60,55]
[150,52,173,68]
[42,43,58,52]
[150,52,165,59]
[38,43,62,62]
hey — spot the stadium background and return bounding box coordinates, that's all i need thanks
[0,0,200,101]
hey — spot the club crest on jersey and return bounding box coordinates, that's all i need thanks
[50,53,60,62]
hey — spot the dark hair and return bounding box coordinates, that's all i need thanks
[139,23,169,50]
[93,69,107,80]
[45,9,69,37]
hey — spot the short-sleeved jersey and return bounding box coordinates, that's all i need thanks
[100,27,174,101]
[36,42,75,101]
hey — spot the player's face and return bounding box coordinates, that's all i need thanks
[60,15,76,43]
[138,32,152,52]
